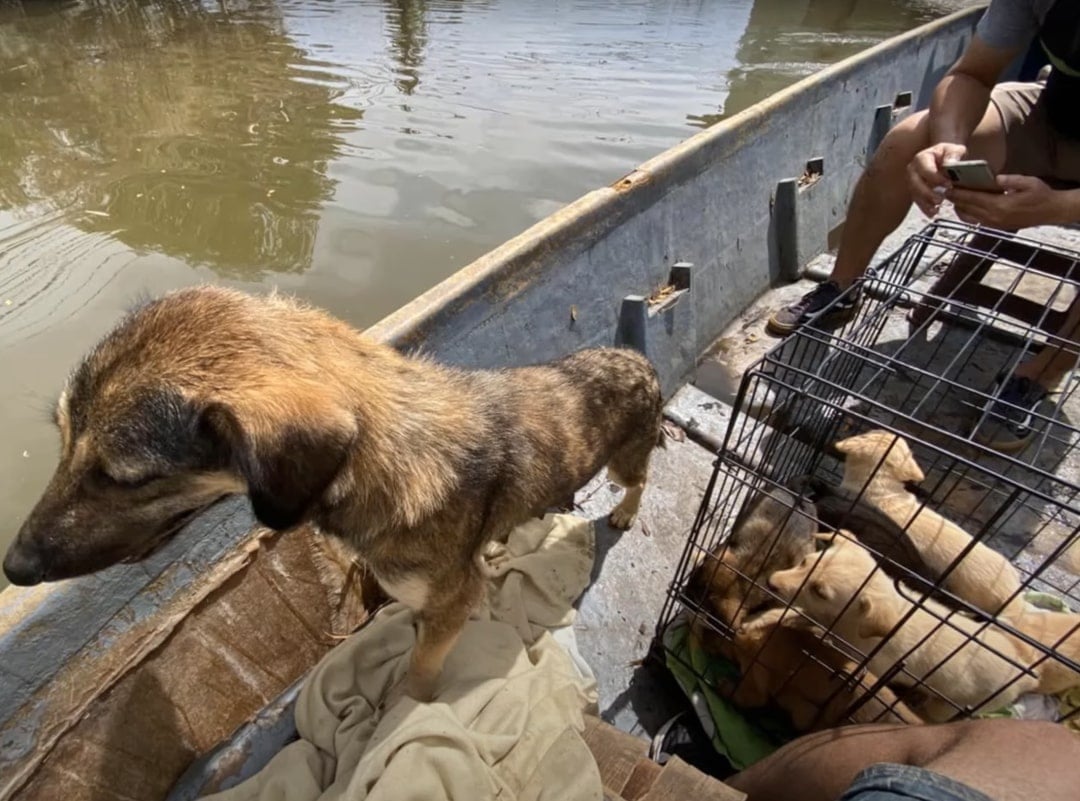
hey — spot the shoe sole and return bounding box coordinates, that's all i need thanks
[765,306,858,337]
[971,387,1045,455]
[972,426,1035,454]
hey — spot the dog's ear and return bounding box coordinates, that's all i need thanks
[889,442,925,484]
[855,595,890,639]
[833,436,854,454]
[201,395,356,531]
[809,579,833,601]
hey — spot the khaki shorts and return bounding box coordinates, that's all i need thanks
[991,81,1080,187]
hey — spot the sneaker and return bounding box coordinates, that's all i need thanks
[972,374,1049,453]
[766,281,860,336]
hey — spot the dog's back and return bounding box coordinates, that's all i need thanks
[726,623,923,730]
[870,592,1036,720]
[812,543,1036,719]
[1004,608,1080,695]
[812,484,950,599]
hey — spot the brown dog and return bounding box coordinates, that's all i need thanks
[682,487,921,731]
[685,486,817,630]
[694,619,923,731]
[3,286,663,702]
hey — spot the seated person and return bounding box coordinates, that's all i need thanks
[767,0,1080,452]
[725,717,1080,801]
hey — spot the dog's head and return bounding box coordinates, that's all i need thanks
[766,531,885,634]
[834,429,924,489]
[3,287,358,586]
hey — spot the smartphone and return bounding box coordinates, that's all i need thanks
[944,159,1002,192]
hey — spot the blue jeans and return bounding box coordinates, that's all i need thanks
[840,764,996,801]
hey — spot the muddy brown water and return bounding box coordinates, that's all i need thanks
[0,0,975,585]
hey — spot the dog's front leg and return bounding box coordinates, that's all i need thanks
[738,606,790,634]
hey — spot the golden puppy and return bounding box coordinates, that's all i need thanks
[1002,607,1080,695]
[745,532,1038,722]
[835,429,1024,617]
[3,286,664,703]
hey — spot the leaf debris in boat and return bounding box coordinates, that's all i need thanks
[798,165,823,188]
[661,420,686,443]
[647,283,676,305]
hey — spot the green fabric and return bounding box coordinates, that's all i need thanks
[662,614,791,770]
[974,592,1073,720]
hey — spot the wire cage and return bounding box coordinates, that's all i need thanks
[658,220,1080,742]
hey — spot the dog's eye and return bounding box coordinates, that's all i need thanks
[89,465,158,490]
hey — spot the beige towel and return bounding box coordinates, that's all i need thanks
[201,514,602,801]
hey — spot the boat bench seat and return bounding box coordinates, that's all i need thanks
[582,715,745,801]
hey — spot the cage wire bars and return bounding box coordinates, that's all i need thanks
[659,220,1080,732]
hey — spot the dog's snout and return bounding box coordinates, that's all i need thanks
[3,542,45,586]
[766,574,780,592]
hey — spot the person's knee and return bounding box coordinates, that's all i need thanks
[868,110,930,176]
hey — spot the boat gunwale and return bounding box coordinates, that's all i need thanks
[368,4,985,350]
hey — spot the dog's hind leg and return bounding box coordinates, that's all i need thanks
[606,433,656,530]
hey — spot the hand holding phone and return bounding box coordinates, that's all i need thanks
[944,159,1003,193]
[909,143,968,216]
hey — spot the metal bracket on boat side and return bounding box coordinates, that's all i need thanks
[616,262,696,400]
[868,90,914,156]
[774,157,827,283]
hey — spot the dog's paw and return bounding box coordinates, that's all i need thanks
[404,672,436,704]
[739,607,785,633]
[608,506,638,530]
[480,553,513,578]
[737,620,762,636]
[379,671,434,715]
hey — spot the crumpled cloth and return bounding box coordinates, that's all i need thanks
[199,514,602,801]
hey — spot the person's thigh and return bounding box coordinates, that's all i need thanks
[725,719,1080,801]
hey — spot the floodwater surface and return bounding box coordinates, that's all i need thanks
[0,0,975,582]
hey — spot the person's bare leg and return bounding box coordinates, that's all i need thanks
[769,102,1009,335]
[830,111,933,288]
[1014,292,1080,389]
[725,719,1080,801]
[831,103,1007,288]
